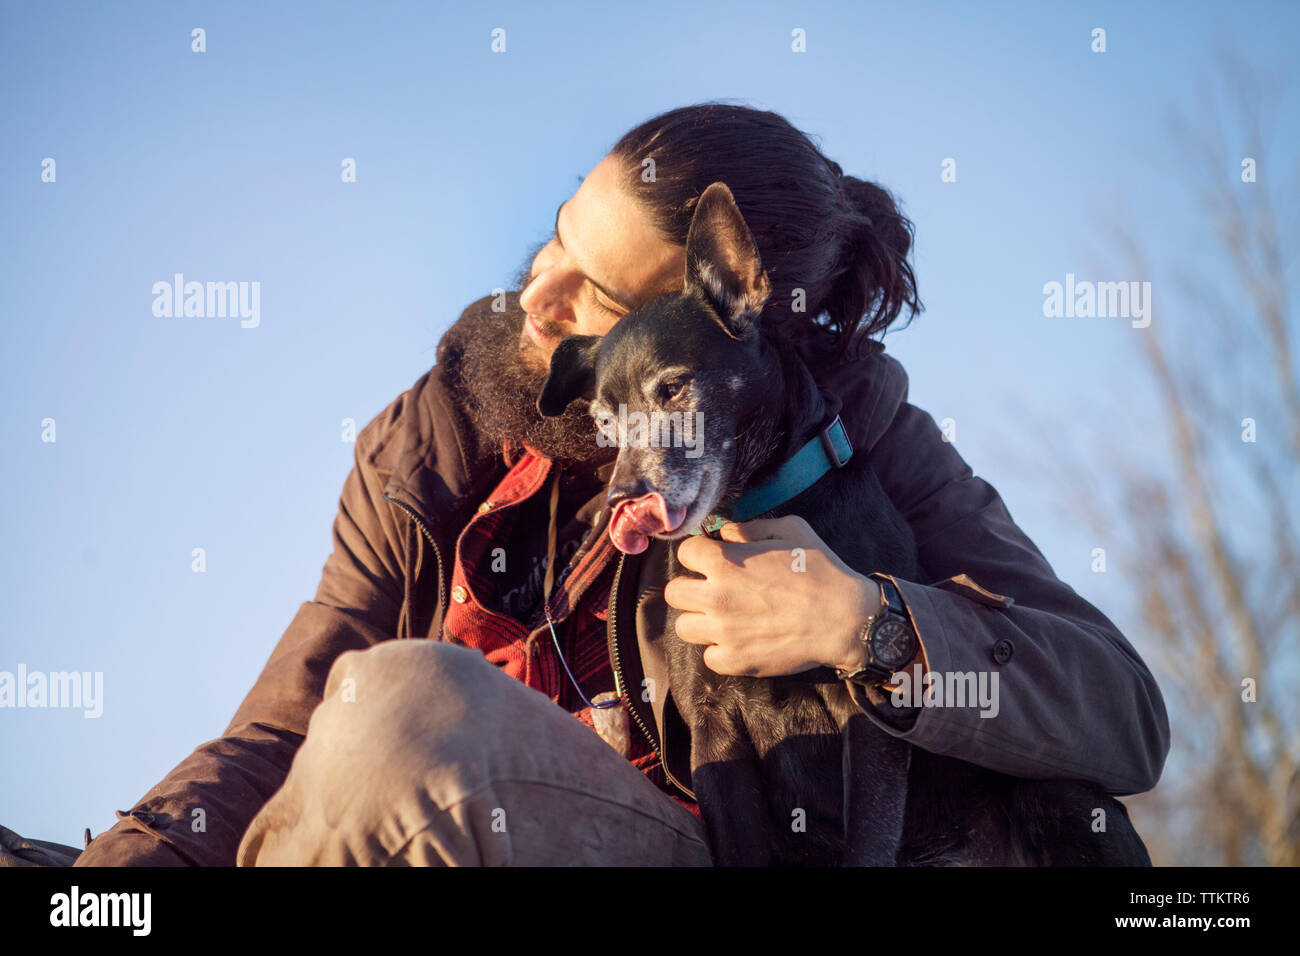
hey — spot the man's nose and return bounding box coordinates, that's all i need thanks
[520,263,579,322]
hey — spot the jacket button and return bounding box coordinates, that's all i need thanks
[992,639,1014,664]
[477,500,493,514]
[451,584,468,604]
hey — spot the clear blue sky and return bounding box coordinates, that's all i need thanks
[2,0,1296,845]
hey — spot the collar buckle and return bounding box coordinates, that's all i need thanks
[818,415,853,469]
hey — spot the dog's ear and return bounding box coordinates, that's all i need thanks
[683,182,772,339]
[537,334,601,417]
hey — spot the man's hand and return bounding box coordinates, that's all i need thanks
[663,515,881,677]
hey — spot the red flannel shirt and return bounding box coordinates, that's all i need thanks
[441,443,703,822]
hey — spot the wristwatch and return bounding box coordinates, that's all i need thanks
[835,577,918,684]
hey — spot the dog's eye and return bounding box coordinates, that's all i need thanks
[656,377,690,404]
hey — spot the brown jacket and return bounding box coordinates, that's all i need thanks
[74,293,1170,866]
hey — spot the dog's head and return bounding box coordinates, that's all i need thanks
[537,181,778,554]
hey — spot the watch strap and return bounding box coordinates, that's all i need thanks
[836,576,918,683]
[835,579,895,683]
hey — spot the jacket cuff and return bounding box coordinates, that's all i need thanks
[843,572,1164,793]
[844,573,938,730]
[845,573,1009,740]
[74,817,196,867]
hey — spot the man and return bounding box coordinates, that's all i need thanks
[75,133,1170,866]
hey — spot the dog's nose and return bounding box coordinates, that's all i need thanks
[607,476,652,505]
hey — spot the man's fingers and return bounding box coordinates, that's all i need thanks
[663,574,712,613]
[717,515,810,544]
[716,518,781,543]
[674,614,747,672]
[673,533,722,573]
[701,642,750,676]
[670,608,714,645]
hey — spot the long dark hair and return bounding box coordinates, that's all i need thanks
[609,102,922,363]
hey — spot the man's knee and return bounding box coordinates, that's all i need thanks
[240,638,711,865]
[324,639,510,728]
[239,640,512,865]
[326,637,497,696]
[308,640,518,777]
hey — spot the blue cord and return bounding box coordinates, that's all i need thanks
[540,464,621,711]
[545,605,622,710]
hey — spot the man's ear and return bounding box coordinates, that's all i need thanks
[684,181,771,339]
[537,334,601,417]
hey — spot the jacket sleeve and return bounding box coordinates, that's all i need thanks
[74,396,416,866]
[846,394,1171,797]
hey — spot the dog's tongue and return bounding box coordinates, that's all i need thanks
[608,492,688,554]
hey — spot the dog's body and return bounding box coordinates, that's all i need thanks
[662,407,917,865]
[538,182,1150,866]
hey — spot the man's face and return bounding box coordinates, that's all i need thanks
[517,154,686,360]
[454,154,686,466]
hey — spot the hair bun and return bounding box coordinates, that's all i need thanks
[839,175,913,255]
[826,176,921,352]
[610,103,921,360]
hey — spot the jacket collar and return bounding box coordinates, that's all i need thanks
[382,296,509,532]
[814,338,910,455]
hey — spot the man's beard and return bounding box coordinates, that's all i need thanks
[448,245,615,468]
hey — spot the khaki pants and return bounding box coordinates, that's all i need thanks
[236,640,712,866]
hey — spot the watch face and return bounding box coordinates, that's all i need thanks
[871,617,915,668]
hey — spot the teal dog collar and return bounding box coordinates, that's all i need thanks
[690,415,853,535]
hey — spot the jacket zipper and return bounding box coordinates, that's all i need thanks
[382,493,446,640]
[608,551,696,800]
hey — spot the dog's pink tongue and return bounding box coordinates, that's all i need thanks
[608,492,688,554]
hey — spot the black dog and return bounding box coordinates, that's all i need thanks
[538,182,1150,866]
